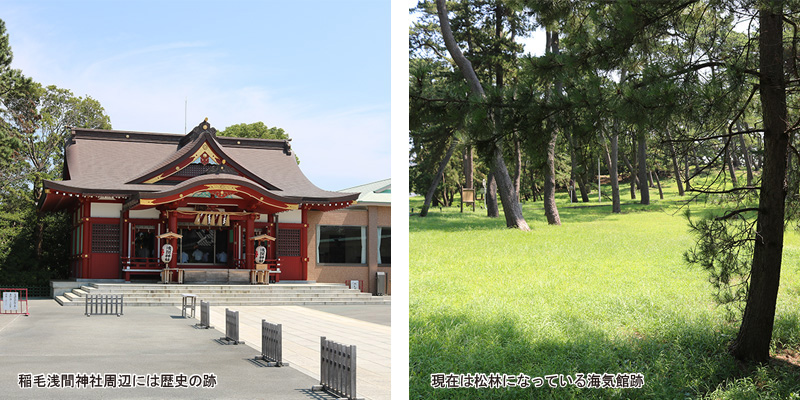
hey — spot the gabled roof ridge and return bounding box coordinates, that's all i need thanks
[69,127,292,150]
[124,131,215,184]
[71,127,182,136]
[125,132,282,192]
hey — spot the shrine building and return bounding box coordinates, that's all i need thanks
[38,119,390,294]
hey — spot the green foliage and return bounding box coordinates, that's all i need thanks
[410,56,471,202]
[0,19,113,286]
[684,209,757,321]
[25,85,113,198]
[0,207,70,285]
[0,20,37,180]
[218,121,289,140]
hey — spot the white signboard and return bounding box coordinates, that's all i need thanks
[2,292,19,312]
[349,280,360,291]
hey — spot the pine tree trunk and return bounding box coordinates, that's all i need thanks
[442,172,449,206]
[654,170,664,200]
[600,131,621,213]
[577,173,590,203]
[731,141,742,168]
[543,30,562,225]
[463,145,474,189]
[684,154,690,187]
[514,137,522,196]
[638,134,650,205]
[436,0,528,230]
[543,132,561,225]
[566,130,580,203]
[491,143,529,229]
[610,133,621,213]
[420,137,458,217]
[725,138,739,187]
[738,123,754,186]
[730,4,788,363]
[486,172,499,218]
[666,129,685,195]
[622,153,637,199]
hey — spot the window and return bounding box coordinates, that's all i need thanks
[91,224,120,253]
[278,228,301,257]
[378,227,391,265]
[317,225,365,264]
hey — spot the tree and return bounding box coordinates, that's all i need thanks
[14,85,112,262]
[541,30,563,225]
[0,18,36,181]
[727,1,788,363]
[0,18,113,285]
[409,55,469,216]
[637,132,650,204]
[434,0,530,230]
[218,121,289,140]
[626,0,795,363]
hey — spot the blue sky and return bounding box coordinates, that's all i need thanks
[3,0,390,191]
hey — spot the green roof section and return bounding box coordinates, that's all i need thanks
[339,179,391,206]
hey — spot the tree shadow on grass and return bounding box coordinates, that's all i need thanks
[408,204,638,233]
[410,211,504,233]
[410,201,712,233]
[551,202,674,224]
[410,310,800,399]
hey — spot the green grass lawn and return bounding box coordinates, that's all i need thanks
[410,179,800,399]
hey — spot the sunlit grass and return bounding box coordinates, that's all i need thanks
[410,177,800,399]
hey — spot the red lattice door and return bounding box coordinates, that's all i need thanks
[90,222,121,279]
[277,225,303,280]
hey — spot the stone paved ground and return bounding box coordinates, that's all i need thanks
[0,300,340,399]
[206,304,391,400]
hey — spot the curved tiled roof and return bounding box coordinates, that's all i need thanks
[125,130,281,191]
[41,124,358,208]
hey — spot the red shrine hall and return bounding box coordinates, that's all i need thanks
[38,119,359,283]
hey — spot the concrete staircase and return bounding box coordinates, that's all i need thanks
[55,283,390,307]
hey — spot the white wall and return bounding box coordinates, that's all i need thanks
[130,209,161,219]
[90,202,122,218]
[277,209,302,223]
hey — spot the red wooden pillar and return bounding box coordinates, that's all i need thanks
[301,208,309,280]
[245,214,255,269]
[82,200,91,278]
[168,210,178,269]
[267,214,276,260]
[121,209,129,271]
[232,221,240,267]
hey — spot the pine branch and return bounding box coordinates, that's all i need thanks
[714,208,760,221]
[686,186,760,195]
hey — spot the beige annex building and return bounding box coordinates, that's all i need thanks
[307,179,391,295]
